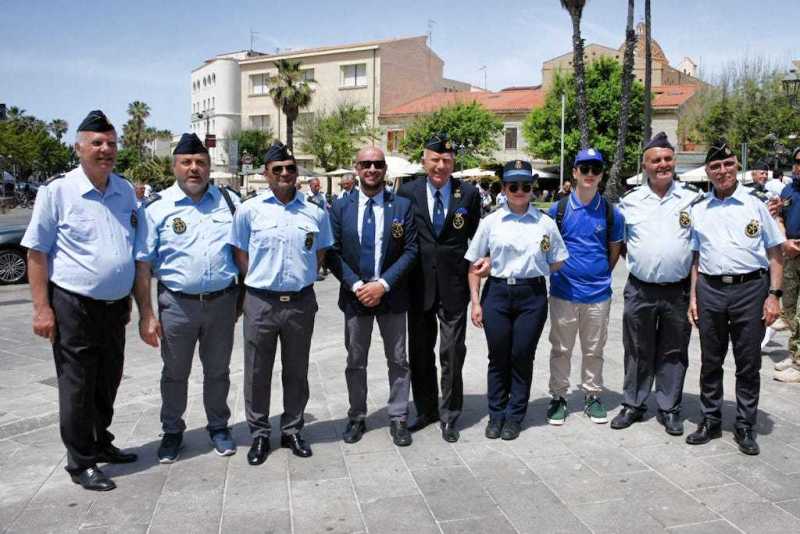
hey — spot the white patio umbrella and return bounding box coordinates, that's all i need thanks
[325,168,354,176]
[385,155,423,179]
[452,168,496,178]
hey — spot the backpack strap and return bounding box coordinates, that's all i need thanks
[219,185,236,215]
[555,196,569,232]
[604,196,615,246]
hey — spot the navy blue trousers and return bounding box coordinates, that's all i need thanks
[481,279,548,424]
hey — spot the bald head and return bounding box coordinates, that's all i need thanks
[355,146,387,196]
[356,146,385,162]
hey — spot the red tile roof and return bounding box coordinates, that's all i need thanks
[652,84,697,108]
[380,87,545,117]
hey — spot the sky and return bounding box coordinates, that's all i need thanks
[1,0,797,140]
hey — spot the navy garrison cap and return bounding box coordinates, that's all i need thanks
[424,132,455,153]
[173,133,208,155]
[792,147,800,160]
[264,141,294,163]
[705,140,735,164]
[752,159,770,171]
[77,110,114,132]
[502,159,536,182]
[643,131,674,152]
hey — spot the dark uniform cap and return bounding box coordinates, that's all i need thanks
[752,159,770,172]
[643,131,674,152]
[792,147,800,160]
[705,139,735,164]
[173,133,209,155]
[264,141,294,163]
[424,132,456,153]
[502,160,536,182]
[77,110,114,132]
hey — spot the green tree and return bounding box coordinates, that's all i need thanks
[230,128,273,168]
[297,103,376,171]
[128,156,173,190]
[399,102,504,168]
[268,59,314,151]
[49,119,68,141]
[122,100,151,160]
[0,110,72,180]
[560,0,590,148]
[522,57,645,178]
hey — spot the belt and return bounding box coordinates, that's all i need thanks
[701,269,766,285]
[50,283,129,306]
[247,284,313,302]
[160,281,238,302]
[629,274,689,288]
[489,276,545,286]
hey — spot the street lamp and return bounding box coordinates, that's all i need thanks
[782,69,800,107]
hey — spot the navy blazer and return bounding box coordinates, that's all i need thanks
[327,189,418,316]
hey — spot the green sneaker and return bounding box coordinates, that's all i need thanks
[584,395,608,424]
[546,397,568,426]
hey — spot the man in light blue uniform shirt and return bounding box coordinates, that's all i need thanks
[613,132,703,436]
[21,110,138,492]
[687,140,784,456]
[133,133,240,463]
[229,141,333,465]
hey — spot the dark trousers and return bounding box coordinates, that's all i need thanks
[50,284,129,474]
[621,276,691,413]
[481,279,548,424]
[243,286,317,438]
[408,294,468,424]
[697,273,767,427]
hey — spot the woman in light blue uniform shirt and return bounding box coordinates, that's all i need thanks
[465,160,568,440]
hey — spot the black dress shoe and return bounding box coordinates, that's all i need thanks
[500,421,521,441]
[281,433,313,457]
[440,422,459,443]
[733,426,760,455]
[390,420,413,447]
[686,420,722,445]
[656,411,684,436]
[96,444,138,464]
[610,407,644,430]
[485,419,503,440]
[70,466,116,491]
[408,413,439,432]
[343,420,367,444]
[247,437,270,465]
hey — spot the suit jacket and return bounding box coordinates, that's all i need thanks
[327,189,418,316]
[397,176,481,313]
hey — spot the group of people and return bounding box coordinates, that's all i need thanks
[20,109,799,493]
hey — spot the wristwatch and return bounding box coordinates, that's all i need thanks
[769,288,783,298]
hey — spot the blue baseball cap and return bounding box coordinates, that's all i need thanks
[502,159,537,182]
[574,148,605,166]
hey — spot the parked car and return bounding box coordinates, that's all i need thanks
[0,223,28,284]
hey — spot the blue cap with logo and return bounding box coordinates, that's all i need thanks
[574,147,605,166]
[502,159,537,182]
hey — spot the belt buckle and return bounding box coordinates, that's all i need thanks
[279,295,291,302]
[507,276,517,285]
[721,275,734,284]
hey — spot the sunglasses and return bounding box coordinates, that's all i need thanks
[794,159,800,164]
[577,164,603,176]
[507,182,532,193]
[356,160,386,170]
[269,164,297,176]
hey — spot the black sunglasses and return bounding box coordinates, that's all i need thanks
[269,164,297,176]
[356,160,386,170]
[577,164,604,176]
[507,182,532,193]
[794,159,800,164]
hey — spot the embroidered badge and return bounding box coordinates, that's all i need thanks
[515,160,523,169]
[540,234,551,252]
[784,197,793,208]
[391,219,404,239]
[305,232,314,250]
[454,188,462,200]
[130,210,138,228]
[172,217,187,234]
[745,219,760,238]
[444,140,452,150]
[679,211,691,228]
[453,207,467,229]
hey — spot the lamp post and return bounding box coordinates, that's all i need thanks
[782,69,800,108]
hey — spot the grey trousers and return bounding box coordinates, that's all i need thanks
[243,286,317,438]
[157,287,237,434]
[344,312,410,422]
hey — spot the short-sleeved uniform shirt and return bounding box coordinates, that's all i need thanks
[548,192,624,303]
[229,189,333,291]
[780,179,800,239]
[21,166,137,301]
[134,183,240,294]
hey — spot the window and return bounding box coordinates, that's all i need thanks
[340,63,367,88]
[249,114,272,131]
[301,68,315,82]
[212,73,216,84]
[250,73,269,95]
[211,97,215,109]
[505,127,518,150]
[387,129,405,152]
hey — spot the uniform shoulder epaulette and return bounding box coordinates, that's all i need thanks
[748,188,769,202]
[142,193,162,208]
[689,193,708,207]
[681,182,700,192]
[45,174,65,185]
[621,185,640,198]
[243,190,259,201]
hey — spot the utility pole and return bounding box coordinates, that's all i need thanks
[427,19,436,47]
[249,29,260,52]
[560,93,566,188]
[479,66,487,91]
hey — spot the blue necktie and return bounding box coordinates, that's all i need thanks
[433,190,445,237]
[360,198,375,280]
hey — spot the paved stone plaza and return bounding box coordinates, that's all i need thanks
[1,267,799,533]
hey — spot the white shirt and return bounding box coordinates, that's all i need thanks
[426,178,451,221]
[765,179,787,197]
[351,191,390,293]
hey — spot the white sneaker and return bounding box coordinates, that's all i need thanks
[774,365,800,383]
[775,356,796,371]
[761,327,776,350]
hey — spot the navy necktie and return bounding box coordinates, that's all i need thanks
[433,190,445,237]
[360,198,375,280]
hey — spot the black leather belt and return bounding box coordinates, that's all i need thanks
[489,276,545,286]
[246,284,313,302]
[629,274,689,288]
[701,270,765,285]
[160,281,238,302]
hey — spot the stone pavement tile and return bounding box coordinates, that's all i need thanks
[411,465,500,522]
[221,455,291,534]
[714,502,800,534]
[79,470,167,531]
[361,494,439,534]
[78,524,148,533]
[398,431,463,470]
[508,432,574,461]
[339,423,395,455]
[569,499,668,534]
[488,481,590,533]
[218,510,291,534]
[688,482,768,511]
[288,440,347,482]
[454,442,540,490]
[525,457,627,505]
[345,450,418,503]
[628,444,735,490]
[775,497,800,518]
[663,520,739,534]
[291,478,365,534]
[702,453,800,501]
[5,501,93,534]
[557,432,651,475]
[148,488,223,534]
[439,511,518,534]
[751,438,800,474]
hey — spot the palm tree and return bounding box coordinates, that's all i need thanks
[49,119,68,141]
[642,0,653,142]
[6,106,26,120]
[560,0,589,148]
[126,101,151,160]
[268,59,314,151]
[605,0,637,202]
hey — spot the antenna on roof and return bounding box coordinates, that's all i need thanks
[427,19,436,47]
[249,29,260,52]
[479,65,487,91]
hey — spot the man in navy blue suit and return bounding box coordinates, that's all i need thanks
[327,146,418,446]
